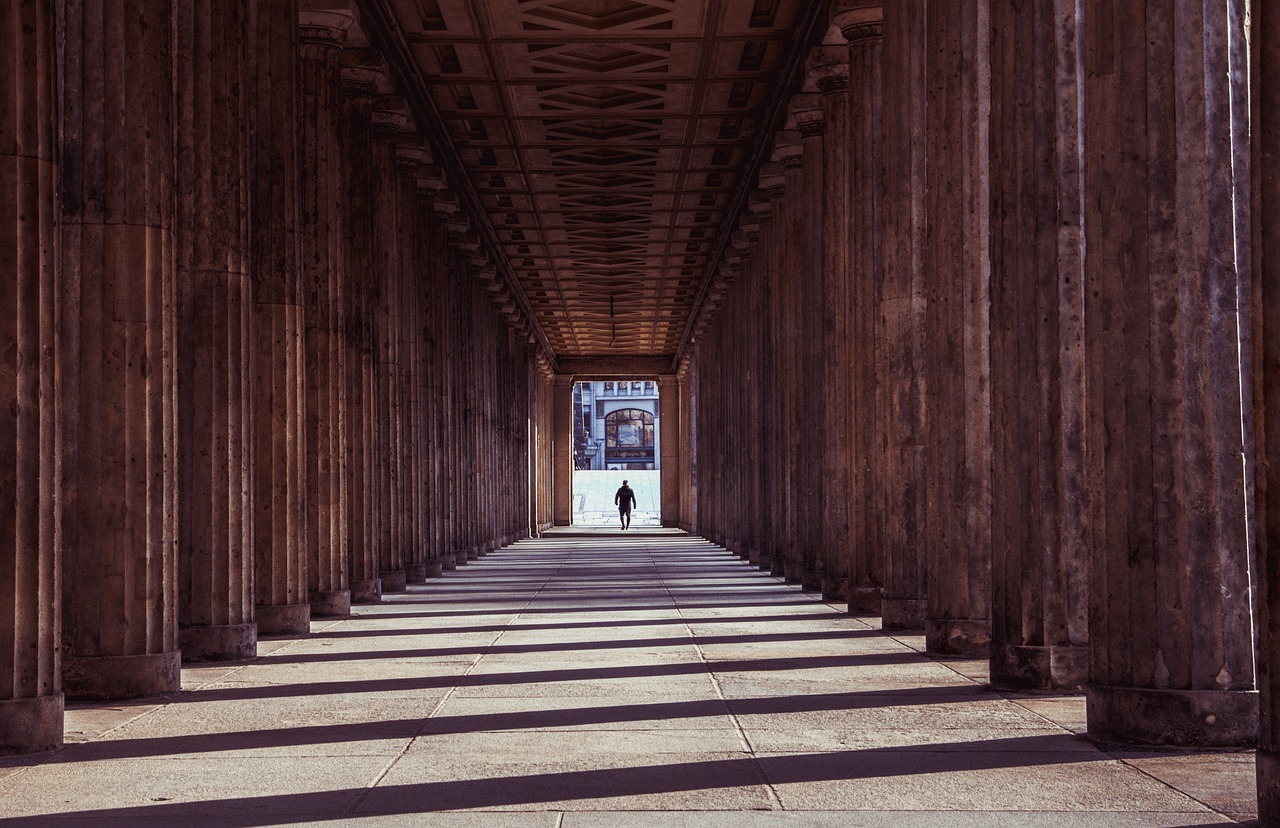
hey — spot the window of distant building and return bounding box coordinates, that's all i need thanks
[605,408,654,449]
[604,381,614,394]
[644,381,654,395]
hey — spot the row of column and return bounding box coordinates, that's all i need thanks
[0,0,553,753]
[683,0,1258,752]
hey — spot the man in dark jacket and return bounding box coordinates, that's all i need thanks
[615,479,637,530]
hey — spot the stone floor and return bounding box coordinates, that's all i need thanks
[0,530,1257,826]
[573,470,661,527]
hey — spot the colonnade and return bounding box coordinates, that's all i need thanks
[681,0,1264,760]
[0,0,554,754]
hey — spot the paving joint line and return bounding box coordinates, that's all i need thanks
[346,540,558,814]
[656,537,787,811]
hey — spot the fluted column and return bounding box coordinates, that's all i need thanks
[414,173,446,578]
[1083,0,1255,746]
[1258,0,1280,816]
[370,103,406,593]
[790,96,825,594]
[298,10,351,618]
[60,0,181,697]
[987,0,1088,691]
[552,376,574,525]
[397,138,427,584]
[339,53,382,603]
[831,5,884,615]
[1,0,61,750]
[877,1,927,632]
[174,0,256,662]
[920,0,992,656]
[251,0,308,637]
[810,43,854,604]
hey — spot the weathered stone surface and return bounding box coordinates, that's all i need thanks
[876,1,927,633]
[299,10,352,624]
[0,0,61,751]
[921,0,992,658]
[175,0,258,662]
[1259,0,1280,819]
[987,0,1088,692]
[59,0,181,700]
[1082,0,1255,746]
[251,0,309,639]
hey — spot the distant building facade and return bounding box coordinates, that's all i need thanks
[573,381,660,471]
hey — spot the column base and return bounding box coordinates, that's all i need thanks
[180,622,258,662]
[380,569,407,593]
[425,560,444,578]
[256,602,311,636]
[991,643,1087,693]
[454,550,471,567]
[64,651,181,700]
[800,572,822,592]
[820,575,846,602]
[309,589,351,618]
[925,617,990,657]
[770,555,785,576]
[350,578,382,603]
[848,586,882,616]
[441,554,458,571]
[882,597,926,631]
[0,694,64,753]
[1086,685,1259,746]
[1258,748,1280,826]
[406,563,427,583]
[466,547,480,561]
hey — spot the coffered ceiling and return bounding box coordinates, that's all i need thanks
[362,0,820,367]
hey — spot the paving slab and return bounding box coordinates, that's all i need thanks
[0,532,1256,826]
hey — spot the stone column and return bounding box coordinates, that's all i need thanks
[339,52,382,603]
[1,0,61,750]
[397,138,428,584]
[552,377,574,525]
[370,101,406,593]
[298,10,351,618]
[1083,0,1256,746]
[987,0,1088,691]
[415,168,447,577]
[59,0,181,697]
[832,5,884,615]
[1258,0,1280,816]
[250,0,309,637]
[174,0,257,662]
[809,42,854,604]
[920,0,992,656]
[791,95,825,594]
[877,0,927,632]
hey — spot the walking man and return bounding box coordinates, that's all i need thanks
[615,479,637,530]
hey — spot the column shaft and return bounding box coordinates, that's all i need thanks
[1083,0,1256,746]
[1257,0,1280,815]
[339,62,381,603]
[922,0,992,656]
[298,13,351,617]
[251,0,309,637]
[552,378,573,525]
[876,3,927,631]
[60,0,181,697]
[0,0,62,750]
[988,0,1089,691]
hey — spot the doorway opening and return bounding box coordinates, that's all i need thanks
[572,380,661,527]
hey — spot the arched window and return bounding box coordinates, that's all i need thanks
[605,408,654,448]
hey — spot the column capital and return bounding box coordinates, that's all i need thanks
[395,135,428,174]
[786,94,824,138]
[372,97,411,140]
[771,133,805,170]
[832,3,884,45]
[432,189,459,216]
[299,9,354,47]
[340,49,386,98]
[807,46,850,95]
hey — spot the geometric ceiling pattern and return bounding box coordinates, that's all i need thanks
[378,0,811,360]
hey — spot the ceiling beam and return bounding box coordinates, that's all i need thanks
[556,357,676,380]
